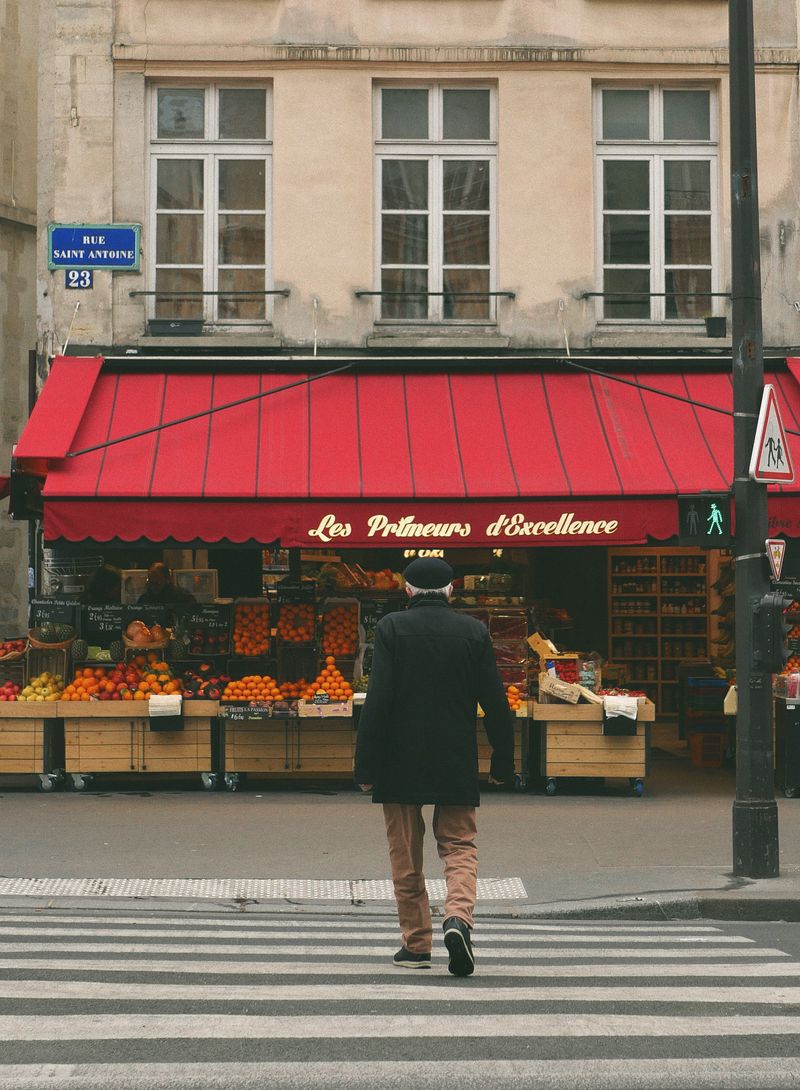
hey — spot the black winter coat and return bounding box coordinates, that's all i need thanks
[354,596,515,805]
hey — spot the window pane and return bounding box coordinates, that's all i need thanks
[664,160,710,211]
[381,267,428,319]
[663,90,710,140]
[666,269,711,319]
[603,268,650,319]
[602,89,649,139]
[219,89,267,139]
[443,214,490,265]
[156,213,203,264]
[219,160,265,210]
[443,268,490,320]
[157,89,205,139]
[155,268,204,319]
[157,160,204,210]
[443,160,489,211]
[218,268,265,320]
[665,214,711,265]
[603,160,649,211]
[219,214,266,265]
[382,214,428,265]
[381,89,428,139]
[382,160,428,209]
[603,214,650,264]
[442,90,490,140]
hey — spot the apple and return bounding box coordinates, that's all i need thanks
[111,691,121,700]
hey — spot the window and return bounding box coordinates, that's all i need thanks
[375,84,496,322]
[595,86,718,322]
[149,85,271,324]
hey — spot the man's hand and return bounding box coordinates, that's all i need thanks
[358,784,373,792]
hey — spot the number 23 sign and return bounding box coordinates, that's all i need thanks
[65,269,93,289]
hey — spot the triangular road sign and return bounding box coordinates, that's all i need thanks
[749,384,795,483]
[766,538,786,581]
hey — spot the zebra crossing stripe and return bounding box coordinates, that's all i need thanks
[0,926,755,944]
[0,980,799,1003]
[1,1058,800,1090]
[4,1011,800,1040]
[0,957,794,977]
[0,941,785,959]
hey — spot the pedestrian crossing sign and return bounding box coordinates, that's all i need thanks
[749,384,795,483]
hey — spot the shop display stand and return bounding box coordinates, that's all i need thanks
[532,697,655,796]
[0,703,64,791]
[608,548,710,716]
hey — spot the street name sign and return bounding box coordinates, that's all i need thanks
[766,538,787,582]
[749,384,795,483]
[48,223,141,271]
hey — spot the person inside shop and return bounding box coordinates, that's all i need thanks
[81,564,122,605]
[354,556,515,978]
[137,562,196,606]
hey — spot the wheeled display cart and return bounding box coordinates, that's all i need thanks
[60,700,216,790]
[533,698,655,796]
[0,703,64,791]
[774,698,800,799]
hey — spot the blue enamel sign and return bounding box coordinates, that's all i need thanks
[48,223,141,271]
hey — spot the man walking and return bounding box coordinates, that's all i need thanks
[355,556,515,977]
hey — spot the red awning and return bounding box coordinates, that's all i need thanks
[15,356,800,547]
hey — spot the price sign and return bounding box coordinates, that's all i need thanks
[219,702,272,721]
[29,598,80,630]
[177,604,231,632]
[84,604,125,645]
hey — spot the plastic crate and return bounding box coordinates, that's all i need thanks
[689,732,725,769]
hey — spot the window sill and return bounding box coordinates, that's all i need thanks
[591,325,728,350]
[137,332,283,349]
[367,328,509,350]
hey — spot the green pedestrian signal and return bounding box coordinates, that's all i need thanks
[677,493,732,548]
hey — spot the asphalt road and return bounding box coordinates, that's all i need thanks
[1,910,800,1089]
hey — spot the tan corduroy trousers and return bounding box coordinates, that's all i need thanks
[382,803,478,954]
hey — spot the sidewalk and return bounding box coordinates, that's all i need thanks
[2,743,800,921]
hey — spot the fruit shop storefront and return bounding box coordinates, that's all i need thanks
[6,353,800,792]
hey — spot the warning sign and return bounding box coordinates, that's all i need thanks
[766,538,786,582]
[749,385,795,483]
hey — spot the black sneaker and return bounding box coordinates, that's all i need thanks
[392,947,431,969]
[443,917,475,977]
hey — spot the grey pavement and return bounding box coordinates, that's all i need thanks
[3,752,800,919]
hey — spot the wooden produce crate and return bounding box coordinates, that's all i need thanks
[59,700,216,787]
[294,718,355,775]
[0,702,62,788]
[224,718,294,775]
[532,699,655,796]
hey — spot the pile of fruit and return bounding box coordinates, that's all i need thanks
[0,681,22,701]
[125,620,169,647]
[781,656,800,675]
[321,604,359,656]
[547,658,580,684]
[302,656,353,702]
[182,664,229,700]
[277,602,314,644]
[279,678,308,699]
[361,569,401,590]
[597,687,646,698]
[62,653,178,701]
[222,674,282,701]
[29,623,75,645]
[187,625,229,656]
[0,638,26,659]
[232,602,270,656]
[17,671,64,702]
[789,623,800,641]
[506,684,523,712]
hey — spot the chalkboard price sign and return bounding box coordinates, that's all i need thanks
[84,604,125,644]
[29,599,79,631]
[219,701,272,721]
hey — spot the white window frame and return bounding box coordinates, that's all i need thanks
[373,82,497,324]
[147,82,273,327]
[593,83,719,325]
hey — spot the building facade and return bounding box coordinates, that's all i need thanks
[0,0,37,630]
[34,0,800,359]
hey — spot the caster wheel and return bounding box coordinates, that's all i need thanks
[201,773,218,791]
[632,779,644,797]
[38,775,56,792]
[71,774,86,792]
[545,778,557,796]
[224,773,240,792]
[784,786,798,799]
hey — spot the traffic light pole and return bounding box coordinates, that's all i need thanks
[729,0,779,877]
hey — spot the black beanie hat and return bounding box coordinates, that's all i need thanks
[402,556,454,590]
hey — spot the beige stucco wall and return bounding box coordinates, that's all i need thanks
[1,0,37,631]
[35,0,800,355]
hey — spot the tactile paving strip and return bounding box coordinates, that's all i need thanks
[0,876,527,901]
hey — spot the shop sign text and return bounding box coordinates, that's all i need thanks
[307,510,619,544]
